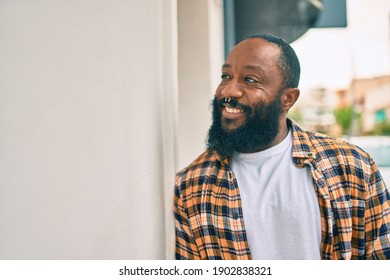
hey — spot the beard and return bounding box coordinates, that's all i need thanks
[206,96,283,157]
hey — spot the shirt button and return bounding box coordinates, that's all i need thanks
[227,171,232,181]
[233,211,239,220]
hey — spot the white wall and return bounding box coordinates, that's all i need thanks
[177,0,224,169]
[0,0,177,259]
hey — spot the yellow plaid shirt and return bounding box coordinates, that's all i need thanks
[173,120,390,259]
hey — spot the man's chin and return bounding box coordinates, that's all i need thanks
[221,118,245,132]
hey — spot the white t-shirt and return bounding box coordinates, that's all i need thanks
[231,131,322,259]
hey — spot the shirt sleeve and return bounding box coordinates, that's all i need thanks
[365,159,390,259]
[173,178,201,260]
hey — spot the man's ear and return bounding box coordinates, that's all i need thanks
[281,87,300,111]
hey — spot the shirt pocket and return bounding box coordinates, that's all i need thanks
[332,199,365,260]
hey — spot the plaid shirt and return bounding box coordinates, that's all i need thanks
[173,120,390,259]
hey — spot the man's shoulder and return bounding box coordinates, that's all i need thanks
[292,122,371,163]
[292,123,372,165]
[176,150,220,176]
[174,150,223,198]
[308,130,359,150]
[313,132,367,154]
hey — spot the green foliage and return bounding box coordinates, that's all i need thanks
[368,121,390,135]
[333,106,359,135]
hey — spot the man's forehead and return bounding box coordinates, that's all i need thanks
[229,38,280,55]
[223,40,280,70]
[222,63,266,73]
[227,39,280,59]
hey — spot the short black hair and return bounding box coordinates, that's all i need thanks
[247,34,301,89]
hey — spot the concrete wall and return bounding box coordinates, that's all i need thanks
[177,0,224,169]
[0,0,177,259]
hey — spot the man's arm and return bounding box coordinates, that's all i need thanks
[173,181,201,260]
[365,160,390,259]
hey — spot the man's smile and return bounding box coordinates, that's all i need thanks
[219,99,250,120]
[224,103,244,114]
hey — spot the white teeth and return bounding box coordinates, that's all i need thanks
[225,107,243,114]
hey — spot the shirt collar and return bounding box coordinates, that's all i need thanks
[289,119,316,160]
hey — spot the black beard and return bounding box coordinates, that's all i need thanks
[206,96,283,157]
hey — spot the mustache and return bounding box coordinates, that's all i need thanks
[216,98,252,113]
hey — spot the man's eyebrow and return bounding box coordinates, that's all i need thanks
[222,63,231,68]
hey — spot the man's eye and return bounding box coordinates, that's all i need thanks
[221,74,230,80]
[245,77,257,83]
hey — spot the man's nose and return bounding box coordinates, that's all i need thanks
[221,79,243,99]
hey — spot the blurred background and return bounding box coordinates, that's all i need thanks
[0,0,389,259]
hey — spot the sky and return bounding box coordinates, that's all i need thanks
[291,0,390,95]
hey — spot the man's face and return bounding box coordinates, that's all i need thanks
[215,38,285,131]
[207,38,286,156]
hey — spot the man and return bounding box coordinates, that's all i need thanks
[173,34,390,260]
